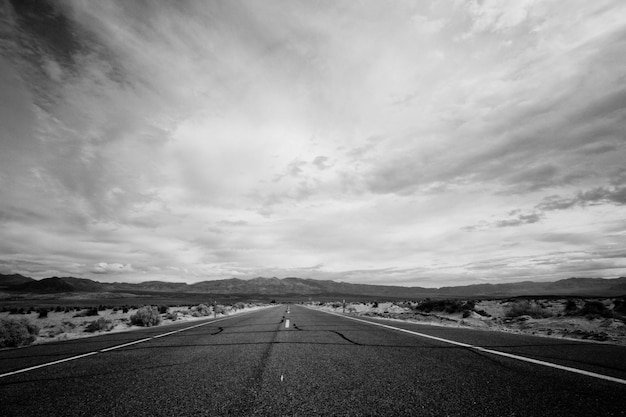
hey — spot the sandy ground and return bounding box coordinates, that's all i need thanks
[0,304,270,345]
[310,299,626,346]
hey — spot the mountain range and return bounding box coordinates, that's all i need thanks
[1,274,625,299]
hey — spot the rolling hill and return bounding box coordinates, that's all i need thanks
[1,274,625,298]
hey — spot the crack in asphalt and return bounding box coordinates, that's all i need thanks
[331,330,361,345]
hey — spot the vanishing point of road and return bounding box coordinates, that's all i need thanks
[1,305,625,416]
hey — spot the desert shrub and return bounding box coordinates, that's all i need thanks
[564,299,578,314]
[505,300,552,319]
[73,307,99,318]
[158,305,169,314]
[61,320,76,329]
[0,317,40,347]
[84,317,113,333]
[214,305,226,315]
[38,308,49,318]
[165,311,179,321]
[612,299,626,315]
[462,300,476,310]
[372,301,379,308]
[233,302,246,311]
[414,299,474,314]
[130,306,161,327]
[474,309,491,317]
[122,306,129,314]
[192,304,211,317]
[579,301,612,319]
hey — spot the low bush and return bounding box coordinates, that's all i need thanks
[191,304,211,317]
[74,307,99,318]
[129,306,161,327]
[38,308,49,318]
[613,299,626,316]
[579,301,612,319]
[84,317,113,333]
[564,299,578,314]
[0,318,40,348]
[165,311,179,321]
[158,305,169,314]
[414,299,475,315]
[505,300,552,319]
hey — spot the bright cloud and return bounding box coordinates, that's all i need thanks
[1,0,625,286]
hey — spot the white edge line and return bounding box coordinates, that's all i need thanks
[0,351,98,378]
[319,309,626,386]
[0,309,263,379]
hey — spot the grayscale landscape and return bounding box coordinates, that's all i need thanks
[1,0,625,415]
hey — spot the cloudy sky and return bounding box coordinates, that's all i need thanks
[1,0,625,287]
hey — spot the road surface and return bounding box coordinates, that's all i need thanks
[1,305,625,416]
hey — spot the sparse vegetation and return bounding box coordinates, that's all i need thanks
[613,299,626,315]
[0,317,40,347]
[505,300,552,319]
[165,311,179,321]
[73,307,99,318]
[38,307,49,318]
[129,306,161,327]
[414,299,475,315]
[564,299,578,313]
[191,304,211,317]
[578,301,613,319]
[85,317,114,333]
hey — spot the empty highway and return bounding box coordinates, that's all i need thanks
[1,305,625,416]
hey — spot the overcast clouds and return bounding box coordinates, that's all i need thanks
[1,0,625,286]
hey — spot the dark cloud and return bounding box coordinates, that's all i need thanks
[537,186,626,211]
[463,211,544,231]
[495,212,543,228]
[312,155,331,170]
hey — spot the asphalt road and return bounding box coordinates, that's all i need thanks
[1,305,625,416]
